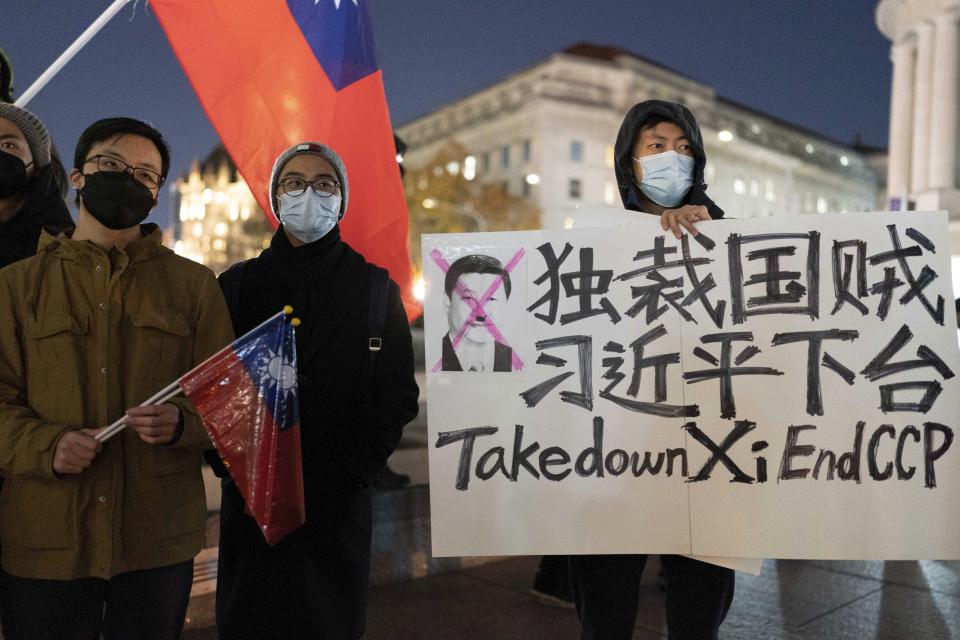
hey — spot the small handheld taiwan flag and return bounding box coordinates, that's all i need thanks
[180,308,305,545]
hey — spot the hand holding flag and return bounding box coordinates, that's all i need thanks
[96,307,306,545]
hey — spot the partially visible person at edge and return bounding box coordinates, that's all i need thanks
[213,142,420,640]
[0,103,73,269]
[0,102,73,640]
[0,117,234,639]
[567,99,734,640]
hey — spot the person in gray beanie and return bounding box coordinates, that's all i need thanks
[0,102,71,640]
[211,141,419,639]
[0,103,72,269]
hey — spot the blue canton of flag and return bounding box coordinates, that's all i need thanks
[286,0,380,90]
[235,314,300,432]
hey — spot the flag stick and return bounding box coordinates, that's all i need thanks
[94,307,294,443]
[14,0,134,108]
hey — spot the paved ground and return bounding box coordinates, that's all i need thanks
[185,555,960,639]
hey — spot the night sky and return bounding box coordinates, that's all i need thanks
[1,0,891,228]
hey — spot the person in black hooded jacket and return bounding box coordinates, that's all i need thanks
[0,103,72,270]
[213,141,419,640]
[567,100,734,640]
[0,101,71,640]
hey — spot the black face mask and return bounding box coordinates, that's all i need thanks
[80,171,155,230]
[0,150,29,199]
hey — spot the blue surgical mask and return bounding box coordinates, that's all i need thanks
[278,190,340,244]
[634,150,695,208]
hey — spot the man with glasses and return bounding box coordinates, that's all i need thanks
[0,117,234,638]
[212,142,419,639]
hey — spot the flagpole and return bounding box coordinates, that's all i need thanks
[94,307,295,444]
[14,0,134,108]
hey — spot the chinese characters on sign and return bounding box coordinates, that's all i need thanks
[423,210,960,560]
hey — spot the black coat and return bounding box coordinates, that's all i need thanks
[0,165,73,269]
[214,226,419,640]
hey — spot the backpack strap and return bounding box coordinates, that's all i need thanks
[367,264,390,371]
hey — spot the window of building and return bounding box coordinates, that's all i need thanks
[570,140,583,162]
[749,179,759,198]
[605,145,615,169]
[501,146,510,168]
[817,196,828,214]
[482,152,490,173]
[733,178,746,195]
[764,179,775,202]
[569,178,582,199]
[522,140,531,163]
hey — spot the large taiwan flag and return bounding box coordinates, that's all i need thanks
[151,0,418,317]
[180,309,305,545]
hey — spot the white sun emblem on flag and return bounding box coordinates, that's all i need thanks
[258,347,297,401]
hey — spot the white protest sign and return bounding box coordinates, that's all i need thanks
[423,211,960,561]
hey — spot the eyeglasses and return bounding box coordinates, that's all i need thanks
[84,154,164,190]
[278,176,340,198]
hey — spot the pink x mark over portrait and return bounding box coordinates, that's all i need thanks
[431,248,526,373]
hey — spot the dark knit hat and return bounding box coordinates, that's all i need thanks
[0,103,51,168]
[269,142,348,219]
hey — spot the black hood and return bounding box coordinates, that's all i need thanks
[0,164,74,269]
[614,99,723,219]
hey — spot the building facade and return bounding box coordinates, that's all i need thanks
[878,0,960,214]
[170,146,273,275]
[877,0,960,298]
[397,43,883,231]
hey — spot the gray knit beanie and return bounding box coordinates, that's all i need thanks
[0,103,51,168]
[269,142,348,219]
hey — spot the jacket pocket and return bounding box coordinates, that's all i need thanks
[126,309,192,377]
[25,310,88,384]
[130,459,206,543]
[138,442,201,476]
[1,478,77,550]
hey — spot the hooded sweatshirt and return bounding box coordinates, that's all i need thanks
[0,165,73,269]
[614,99,724,219]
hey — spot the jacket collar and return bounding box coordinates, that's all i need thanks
[36,223,169,265]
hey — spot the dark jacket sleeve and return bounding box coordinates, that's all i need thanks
[357,280,419,479]
[688,184,724,219]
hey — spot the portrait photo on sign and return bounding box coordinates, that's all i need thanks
[423,244,527,375]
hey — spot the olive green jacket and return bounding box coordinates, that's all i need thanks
[0,226,234,579]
